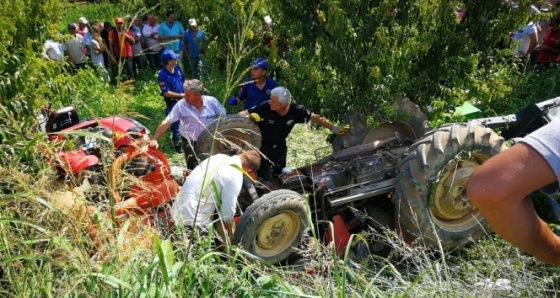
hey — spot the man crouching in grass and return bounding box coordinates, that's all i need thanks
[171,150,261,243]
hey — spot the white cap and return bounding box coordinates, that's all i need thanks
[78,17,88,24]
[264,15,272,24]
[188,18,197,26]
[530,5,540,16]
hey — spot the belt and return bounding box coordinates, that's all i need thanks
[266,143,286,149]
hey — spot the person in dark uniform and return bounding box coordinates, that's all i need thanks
[227,57,277,110]
[239,86,349,179]
[158,49,186,153]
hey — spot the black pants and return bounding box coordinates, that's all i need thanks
[182,136,198,170]
[257,143,287,180]
[117,57,135,79]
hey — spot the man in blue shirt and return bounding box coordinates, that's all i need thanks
[227,57,278,110]
[183,18,208,80]
[158,49,185,153]
[158,11,185,57]
[150,79,227,169]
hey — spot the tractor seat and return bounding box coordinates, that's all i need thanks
[45,106,80,133]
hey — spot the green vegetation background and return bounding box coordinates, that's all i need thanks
[1,0,560,296]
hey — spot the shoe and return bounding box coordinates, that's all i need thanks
[174,141,183,153]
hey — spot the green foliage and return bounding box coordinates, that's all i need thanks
[4,0,560,296]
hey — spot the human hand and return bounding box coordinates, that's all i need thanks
[250,113,263,122]
[148,139,159,149]
[332,124,350,136]
[227,97,238,106]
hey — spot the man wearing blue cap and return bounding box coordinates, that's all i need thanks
[227,57,278,110]
[157,49,186,153]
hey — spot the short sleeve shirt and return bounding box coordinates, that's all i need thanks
[171,154,243,227]
[158,21,185,52]
[518,117,560,193]
[108,29,133,58]
[248,101,312,147]
[65,34,86,64]
[238,77,278,110]
[165,95,227,141]
[183,29,205,58]
[158,65,185,96]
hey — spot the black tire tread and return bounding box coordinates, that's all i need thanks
[233,190,307,264]
[393,123,506,249]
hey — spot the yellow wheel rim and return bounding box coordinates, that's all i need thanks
[254,211,301,257]
[431,153,490,226]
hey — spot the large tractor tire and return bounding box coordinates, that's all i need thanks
[393,123,507,250]
[332,99,431,152]
[195,115,261,159]
[233,190,308,264]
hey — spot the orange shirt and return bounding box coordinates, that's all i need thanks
[108,29,133,58]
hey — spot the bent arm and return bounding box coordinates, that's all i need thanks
[467,143,560,265]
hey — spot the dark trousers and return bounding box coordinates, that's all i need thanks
[146,49,163,69]
[117,56,135,79]
[257,143,287,180]
[132,55,148,74]
[165,102,180,142]
[181,136,198,170]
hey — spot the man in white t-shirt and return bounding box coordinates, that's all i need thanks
[171,150,261,229]
[65,23,87,69]
[516,22,538,58]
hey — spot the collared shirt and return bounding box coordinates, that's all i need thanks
[238,77,278,109]
[158,65,185,96]
[183,29,205,58]
[65,33,86,64]
[158,21,185,52]
[165,95,226,141]
[142,23,163,52]
[171,154,243,227]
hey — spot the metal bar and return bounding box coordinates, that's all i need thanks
[328,178,395,207]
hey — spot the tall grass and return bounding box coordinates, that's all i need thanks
[2,1,560,297]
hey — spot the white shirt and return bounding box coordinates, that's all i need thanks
[65,34,86,64]
[517,22,538,56]
[43,39,64,60]
[171,154,243,227]
[88,39,105,66]
[142,23,163,52]
[165,95,226,141]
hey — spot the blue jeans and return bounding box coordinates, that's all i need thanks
[165,103,180,142]
[188,56,207,79]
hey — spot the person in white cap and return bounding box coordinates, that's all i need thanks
[78,17,89,35]
[183,18,207,79]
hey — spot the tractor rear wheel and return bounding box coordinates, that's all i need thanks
[195,115,261,159]
[332,99,430,152]
[394,123,507,249]
[233,190,307,264]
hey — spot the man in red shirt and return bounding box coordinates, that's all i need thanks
[108,17,135,80]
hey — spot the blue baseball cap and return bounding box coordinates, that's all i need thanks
[161,49,180,63]
[250,57,268,70]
